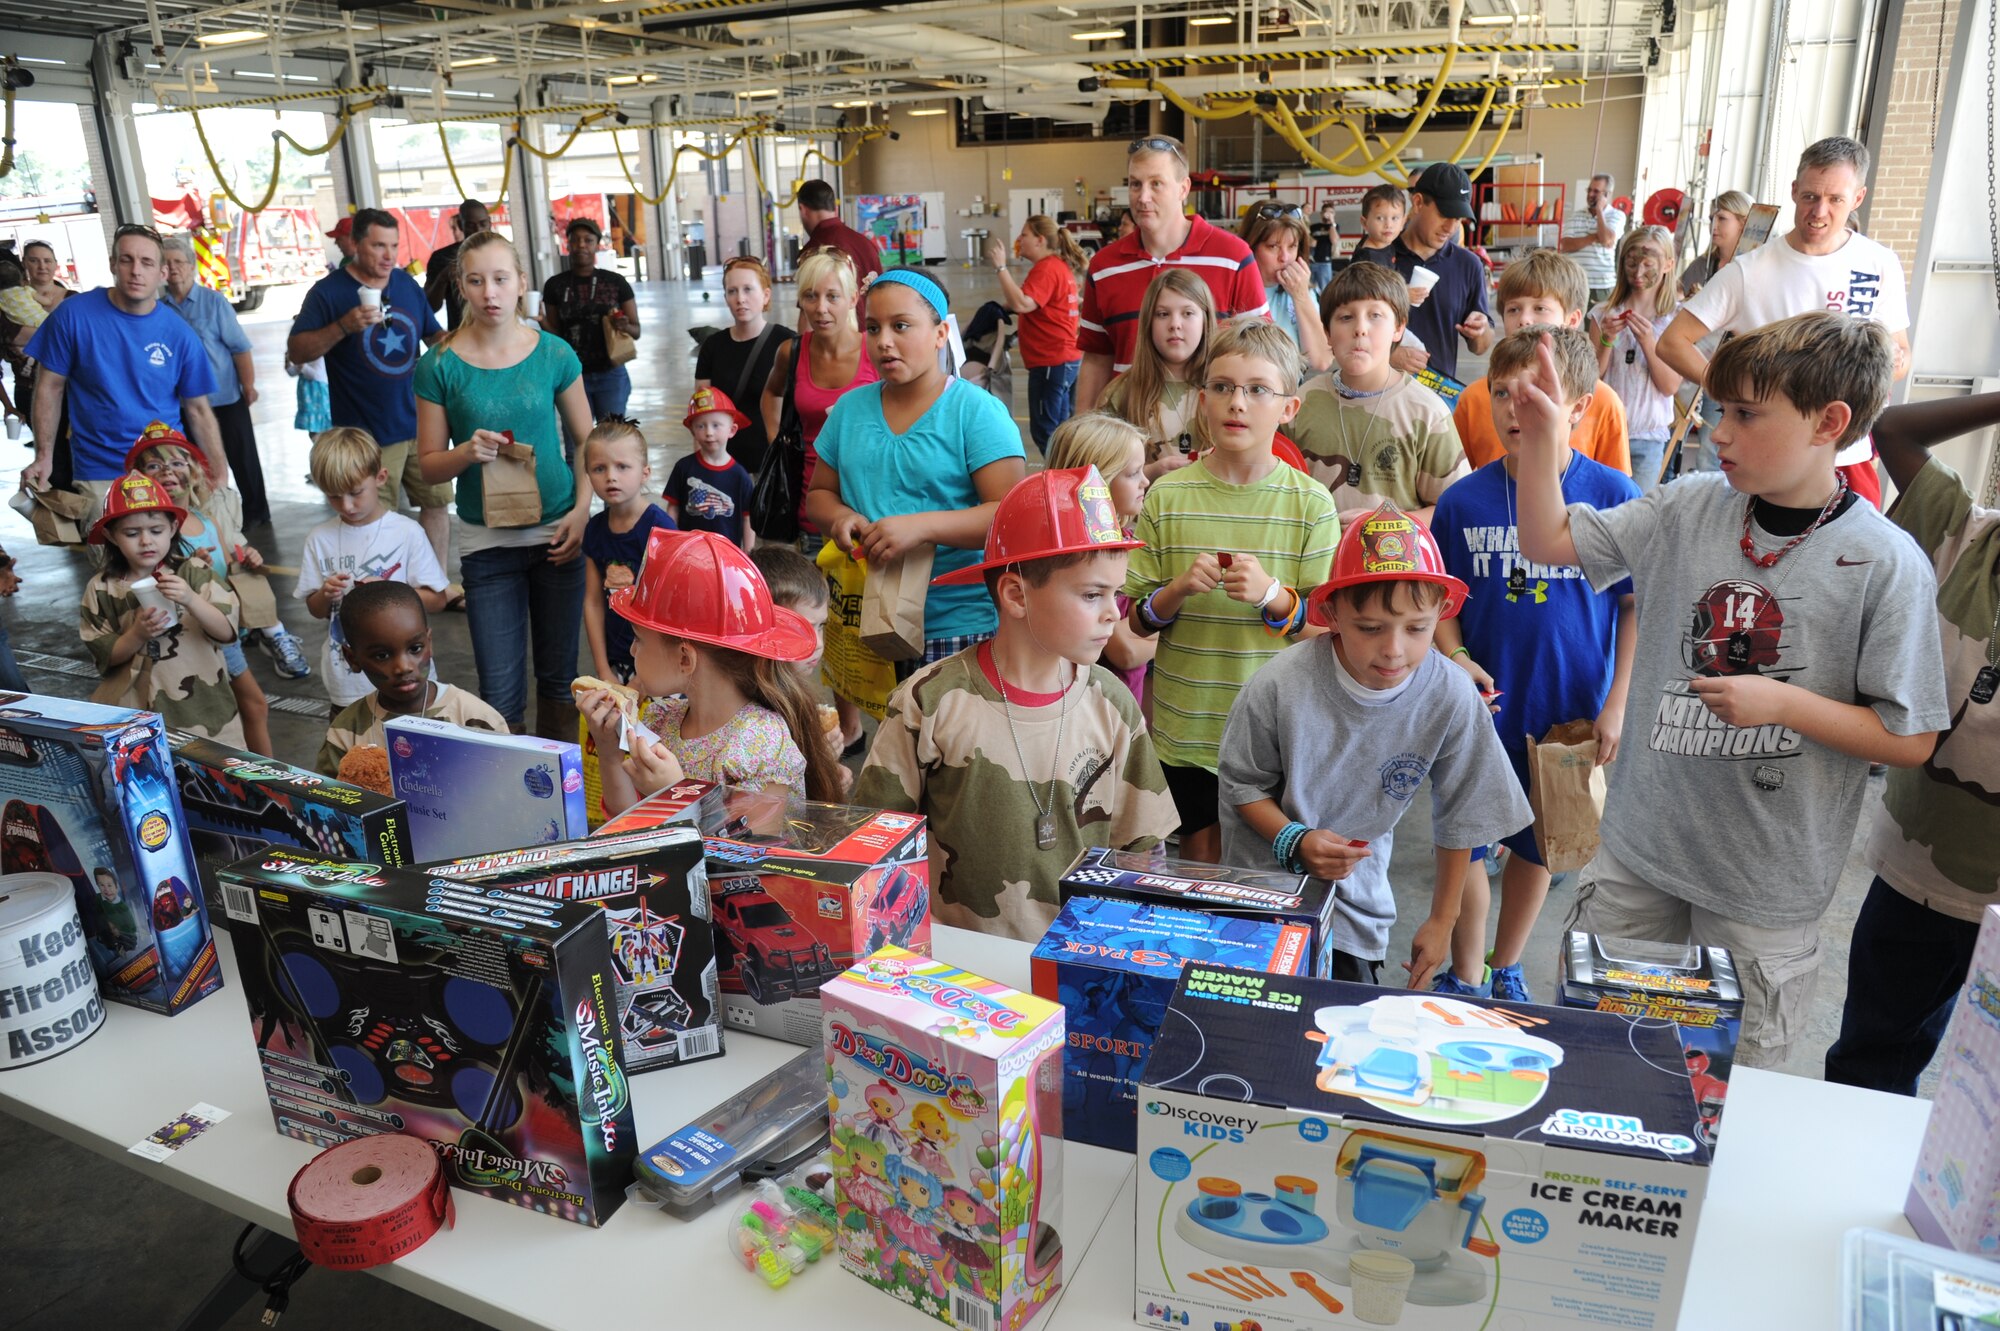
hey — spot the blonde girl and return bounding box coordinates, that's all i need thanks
[1046,411,1156,703]
[1099,269,1218,481]
[1590,225,1683,491]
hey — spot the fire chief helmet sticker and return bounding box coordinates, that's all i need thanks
[1654,578,1807,770]
[1077,480,1123,546]
[1359,513,1418,573]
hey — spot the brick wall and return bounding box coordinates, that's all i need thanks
[1867,0,1962,273]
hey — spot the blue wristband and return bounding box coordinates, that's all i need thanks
[1272,821,1308,874]
[1140,588,1176,630]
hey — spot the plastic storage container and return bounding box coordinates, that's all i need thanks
[627,1048,829,1218]
[1844,1227,2000,1329]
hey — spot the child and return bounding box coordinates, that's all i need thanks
[666,387,756,549]
[1099,269,1216,481]
[1590,225,1684,491]
[1219,501,1531,986]
[579,528,841,810]
[298,427,450,713]
[1350,184,1409,268]
[1430,327,1641,999]
[749,542,851,796]
[1045,411,1155,705]
[1511,312,1948,1069]
[315,581,505,777]
[1124,318,1341,862]
[1454,249,1632,474]
[581,417,677,685]
[1238,201,1332,373]
[857,467,1178,940]
[1293,263,1468,526]
[1825,391,2000,1095]
[80,471,244,745]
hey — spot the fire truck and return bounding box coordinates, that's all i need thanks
[151,189,323,312]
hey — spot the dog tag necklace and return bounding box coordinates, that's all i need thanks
[1972,596,2000,705]
[997,659,1072,850]
[1730,478,1846,667]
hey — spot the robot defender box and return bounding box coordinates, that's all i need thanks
[218,847,637,1226]
[0,693,221,1016]
[1136,968,1710,1330]
[1056,847,1337,978]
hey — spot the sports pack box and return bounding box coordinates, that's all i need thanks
[1136,967,1711,1330]
[0,693,221,1015]
[1559,931,1743,1148]
[218,847,637,1226]
[171,731,413,917]
[384,716,588,862]
[1029,896,1313,1152]
[1057,847,1336,978]
[1908,904,2000,1256]
[425,825,723,1073]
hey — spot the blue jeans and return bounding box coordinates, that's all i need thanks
[1688,394,1723,474]
[1825,876,1981,1096]
[0,617,25,694]
[581,367,632,422]
[1309,261,1334,288]
[461,542,586,731]
[1027,361,1079,453]
[1628,433,1669,493]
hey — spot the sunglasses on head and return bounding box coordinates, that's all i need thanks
[1249,201,1305,220]
[115,224,163,245]
[1128,136,1187,163]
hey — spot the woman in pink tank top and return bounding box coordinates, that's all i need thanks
[760,250,877,545]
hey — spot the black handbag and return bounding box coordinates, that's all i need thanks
[748,340,805,543]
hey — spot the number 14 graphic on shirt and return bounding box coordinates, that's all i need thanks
[1684,579,1789,678]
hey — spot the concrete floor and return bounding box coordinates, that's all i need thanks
[0,263,1919,1329]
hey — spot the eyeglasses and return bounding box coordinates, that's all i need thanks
[1203,380,1290,402]
[1128,136,1187,164]
[1248,201,1305,220]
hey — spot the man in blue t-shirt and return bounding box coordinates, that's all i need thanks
[24,224,226,496]
[288,207,448,569]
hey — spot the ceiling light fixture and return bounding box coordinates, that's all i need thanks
[450,55,498,68]
[738,88,780,98]
[607,73,657,85]
[1188,14,1233,24]
[197,30,264,46]
[907,106,947,115]
[1071,28,1127,39]
[1465,14,1516,24]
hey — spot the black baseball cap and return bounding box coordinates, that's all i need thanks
[1412,162,1475,220]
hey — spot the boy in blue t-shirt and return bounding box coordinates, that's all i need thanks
[1431,325,1640,1000]
[580,418,676,683]
[665,386,756,549]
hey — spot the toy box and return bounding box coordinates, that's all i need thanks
[1030,896,1313,1152]
[384,716,588,862]
[425,826,723,1072]
[594,779,727,839]
[171,731,413,918]
[1908,904,2000,1256]
[823,947,1064,1331]
[1057,847,1338,978]
[217,847,637,1226]
[1559,931,1743,1148]
[1137,967,1712,1330]
[0,693,221,1015]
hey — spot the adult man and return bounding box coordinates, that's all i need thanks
[1360,162,1495,383]
[287,208,449,568]
[423,198,489,329]
[1658,136,1910,504]
[1075,134,1267,411]
[796,180,882,286]
[1559,172,1624,306]
[539,216,640,420]
[24,223,227,498]
[160,235,266,525]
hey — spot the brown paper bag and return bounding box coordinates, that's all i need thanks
[229,570,279,631]
[10,482,94,547]
[1526,719,1607,874]
[481,436,544,528]
[859,545,935,662]
[602,314,637,366]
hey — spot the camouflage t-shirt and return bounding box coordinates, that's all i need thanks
[316,683,509,777]
[1290,370,1468,521]
[81,558,244,745]
[855,645,1179,942]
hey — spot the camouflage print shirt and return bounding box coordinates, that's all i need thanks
[81,558,244,746]
[855,644,1179,942]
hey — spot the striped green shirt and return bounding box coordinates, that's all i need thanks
[1124,458,1340,771]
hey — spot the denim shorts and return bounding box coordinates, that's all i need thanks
[222,639,249,679]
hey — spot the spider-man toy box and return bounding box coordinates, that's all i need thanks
[218,846,637,1226]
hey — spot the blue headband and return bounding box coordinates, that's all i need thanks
[870,268,948,320]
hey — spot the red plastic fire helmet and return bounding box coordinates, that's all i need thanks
[1306,500,1469,624]
[122,420,197,473]
[683,385,752,432]
[609,528,818,661]
[931,465,1144,585]
[89,471,189,546]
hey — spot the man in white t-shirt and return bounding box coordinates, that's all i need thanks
[1558,172,1625,304]
[1659,137,1911,504]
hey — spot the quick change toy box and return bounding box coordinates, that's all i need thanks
[0,693,221,1015]
[1559,931,1743,1148]
[1908,904,2000,1256]
[1030,896,1312,1151]
[384,716,588,862]
[824,947,1064,1331]
[1057,847,1337,978]
[1137,967,1710,1330]
[171,731,413,917]
[218,847,637,1226]
[426,826,723,1072]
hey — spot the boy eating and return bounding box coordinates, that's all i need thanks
[666,386,756,549]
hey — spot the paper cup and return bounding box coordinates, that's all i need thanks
[3,415,21,441]
[523,292,543,319]
[129,576,181,632]
[357,286,383,312]
[1408,265,1441,292]
[1348,1251,1416,1325]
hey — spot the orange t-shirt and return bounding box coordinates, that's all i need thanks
[1454,375,1633,475]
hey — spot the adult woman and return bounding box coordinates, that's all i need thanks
[417,231,593,738]
[1238,202,1331,373]
[539,216,639,420]
[1,245,68,482]
[1678,190,1752,297]
[22,241,70,316]
[760,250,877,554]
[695,257,793,471]
[983,216,1087,452]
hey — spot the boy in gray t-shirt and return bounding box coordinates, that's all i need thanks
[1219,503,1532,987]
[1509,313,1949,1069]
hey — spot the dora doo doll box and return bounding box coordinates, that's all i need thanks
[218,847,637,1226]
[1057,848,1335,978]
[384,716,588,862]
[0,693,220,1015]
[1136,967,1710,1330]
[1908,904,2000,1256]
[824,948,1064,1331]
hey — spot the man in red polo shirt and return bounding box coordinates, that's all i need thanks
[1075,135,1268,411]
[797,179,883,286]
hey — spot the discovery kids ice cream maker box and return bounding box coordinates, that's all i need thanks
[823,947,1064,1331]
[0,693,221,1016]
[217,846,637,1226]
[1030,896,1313,1152]
[1136,967,1710,1330]
[1057,848,1335,978]
[384,716,588,862]
[1908,903,2000,1256]
[425,825,723,1073]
